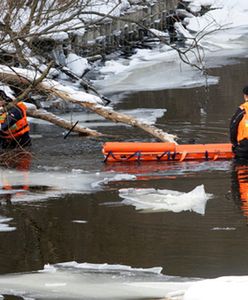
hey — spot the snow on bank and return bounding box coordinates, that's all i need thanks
[65,53,90,77]
[95,0,248,94]
[1,0,131,41]
[95,47,219,93]
[0,64,103,105]
[119,185,212,214]
[186,0,248,32]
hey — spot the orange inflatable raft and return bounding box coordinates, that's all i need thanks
[102,142,234,162]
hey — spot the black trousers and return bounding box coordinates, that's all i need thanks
[1,132,31,149]
[233,139,248,159]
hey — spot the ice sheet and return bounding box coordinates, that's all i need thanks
[0,262,193,300]
[119,184,213,214]
[0,168,136,203]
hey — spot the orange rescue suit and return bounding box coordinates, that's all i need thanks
[237,102,248,143]
[0,102,30,139]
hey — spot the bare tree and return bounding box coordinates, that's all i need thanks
[0,0,220,145]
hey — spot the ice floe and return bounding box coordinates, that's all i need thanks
[119,184,213,214]
[0,168,136,203]
[2,261,248,300]
[0,215,16,232]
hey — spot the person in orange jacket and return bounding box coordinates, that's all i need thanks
[0,90,31,149]
[230,86,248,159]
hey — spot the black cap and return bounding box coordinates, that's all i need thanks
[243,86,248,96]
[0,90,12,102]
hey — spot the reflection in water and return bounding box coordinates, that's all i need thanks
[232,161,248,219]
[103,160,231,181]
[0,150,32,203]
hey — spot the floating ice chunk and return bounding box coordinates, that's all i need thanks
[72,220,88,224]
[183,276,248,300]
[119,185,212,214]
[0,167,136,203]
[211,227,236,231]
[0,216,16,232]
[0,261,192,300]
[91,173,136,188]
[55,261,163,274]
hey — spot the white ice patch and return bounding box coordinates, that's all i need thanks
[0,168,136,203]
[28,108,166,127]
[72,220,88,224]
[91,173,136,188]
[95,0,248,95]
[119,185,212,214]
[65,53,89,77]
[0,216,16,232]
[3,261,248,300]
[0,261,197,300]
[183,276,248,300]
[211,227,236,231]
[0,65,103,105]
[55,261,163,274]
[95,46,219,94]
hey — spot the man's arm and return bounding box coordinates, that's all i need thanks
[230,107,244,146]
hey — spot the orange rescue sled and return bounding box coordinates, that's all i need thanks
[102,142,234,162]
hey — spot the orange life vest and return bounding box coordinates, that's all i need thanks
[1,102,30,139]
[237,102,248,143]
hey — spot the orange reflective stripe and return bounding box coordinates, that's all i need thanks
[237,102,248,142]
[0,112,6,124]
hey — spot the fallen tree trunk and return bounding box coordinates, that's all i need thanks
[27,106,103,137]
[0,65,177,143]
[41,85,177,143]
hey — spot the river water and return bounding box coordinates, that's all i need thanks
[0,58,248,299]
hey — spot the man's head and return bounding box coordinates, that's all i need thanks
[243,86,248,102]
[0,90,12,106]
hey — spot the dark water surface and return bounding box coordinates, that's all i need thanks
[1,58,248,283]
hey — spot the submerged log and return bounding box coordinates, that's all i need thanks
[27,106,103,137]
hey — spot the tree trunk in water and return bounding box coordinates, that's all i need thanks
[27,107,103,137]
[0,66,177,143]
[41,85,177,143]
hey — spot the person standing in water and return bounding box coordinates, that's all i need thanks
[0,90,31,149]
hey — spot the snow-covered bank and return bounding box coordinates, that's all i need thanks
[95,0,248,95]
